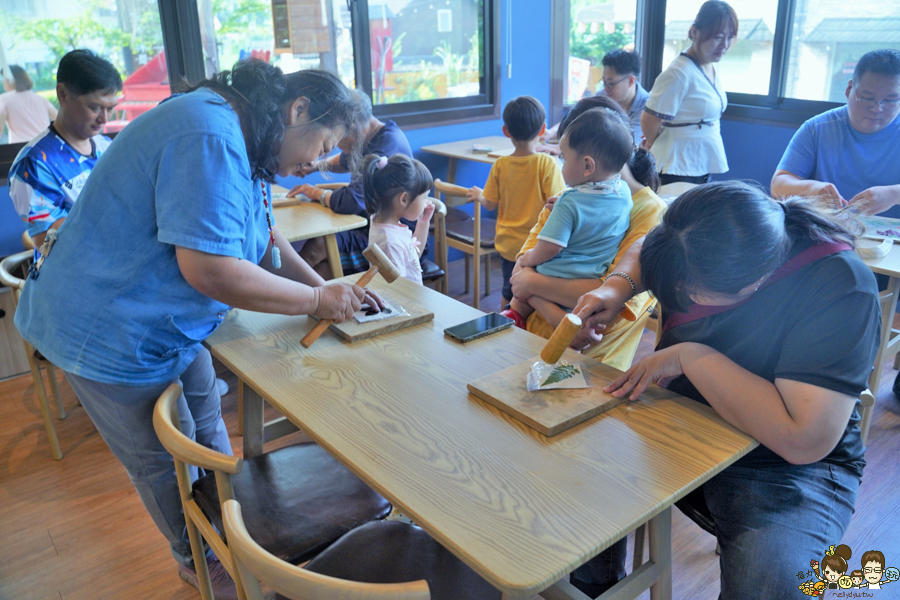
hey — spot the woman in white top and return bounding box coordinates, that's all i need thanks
[0,65,57,143]
[640,1,737,185]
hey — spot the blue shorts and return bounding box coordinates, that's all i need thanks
[500,257,516,302]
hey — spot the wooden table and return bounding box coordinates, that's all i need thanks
[862,242,900,395]
[271,184,367,278]
[207,277,757,600]
[421,135,514,184]
[656,182,698,204]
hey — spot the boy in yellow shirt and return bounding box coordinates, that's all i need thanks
[467,96,566,308]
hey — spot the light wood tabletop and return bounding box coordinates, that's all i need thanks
[421,135,514,183]
[271,184,366,278]
[207,277,757,599]
[861,242,900,394]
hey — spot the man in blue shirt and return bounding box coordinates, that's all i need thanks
[772,49,900,217]
[9,49,121,247]
[287,89,414,276]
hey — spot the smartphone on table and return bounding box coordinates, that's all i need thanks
[444,313,514,343]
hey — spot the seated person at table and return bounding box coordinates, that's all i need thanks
[286,89,415,277]
[9,49,121,247]
[466,95,566,307]
[0,64,58,143]
[511,95,665,372]
[542,50,648,150]
[363,153,435,284]
[505,107,633,329]
[771,49,900,216]
[572,182,878,598]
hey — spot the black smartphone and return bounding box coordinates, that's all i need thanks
[444,312,514,343]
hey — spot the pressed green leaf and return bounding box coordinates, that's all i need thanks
[541,364,579,386]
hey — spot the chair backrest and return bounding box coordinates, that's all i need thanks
[0,250,32,305]
[22,231,35,250]
[433,180,471,207]
[153,383,243,499]
[222,499,431,600]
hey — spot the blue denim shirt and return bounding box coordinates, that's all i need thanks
[15,88,271,385]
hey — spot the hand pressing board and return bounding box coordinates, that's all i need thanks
[308,295,434,343]
[467,348,627,436]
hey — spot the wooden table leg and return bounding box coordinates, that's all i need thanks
[242,384,264,458]
[447,157,457,185]
[870,275,900,394]
[648,507,673,600]
[324,234,344,279]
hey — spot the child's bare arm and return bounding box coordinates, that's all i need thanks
[528,296,569,329]
[467,186,498,211]
[413,200,435,257]
[520,240,562,268]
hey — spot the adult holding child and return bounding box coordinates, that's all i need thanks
[771,49,900,215]
[509,94,666,373]
[467,95,566,308]
[572,182,879,597]
[15,60,380,598]
[641,0,737,185]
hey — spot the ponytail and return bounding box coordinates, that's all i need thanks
[628,147,660,192]
[640,181,859,313]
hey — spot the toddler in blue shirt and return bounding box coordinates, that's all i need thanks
[510,107,633,328]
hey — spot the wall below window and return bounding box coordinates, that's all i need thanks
[717,117,799,189]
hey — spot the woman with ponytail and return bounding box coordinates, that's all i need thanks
[573,181,879,597]
[14,59,382,597]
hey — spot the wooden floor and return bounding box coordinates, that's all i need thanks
[1,256,898,599]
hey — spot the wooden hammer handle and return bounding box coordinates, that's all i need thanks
[540,314,583,364]
[299,266,380,349]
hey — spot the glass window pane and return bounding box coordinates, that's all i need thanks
[567,0,637,105]
[663,0,776,96]
[366,0,485,106]
[784,1,900,102]
[198,0,356,89]
[1,0,169,140]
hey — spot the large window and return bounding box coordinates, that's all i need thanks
[565,0,638,104]
[0,0,169,142]
[196,0,498,126]
[663,0,775,96]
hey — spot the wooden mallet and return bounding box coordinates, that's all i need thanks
[540,313,583,365]
[300,244,401,348]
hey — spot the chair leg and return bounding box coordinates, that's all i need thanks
[27,354,62,460]
[894,352,900,370]
[45,362,66,420]
[484,253,491,296]
[472,251,481,310]
[633,523,646,570]
[237,380,244,437]
[464,254,471,294]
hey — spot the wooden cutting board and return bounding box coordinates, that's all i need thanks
[309,295,434,343]
[467,351,627,436]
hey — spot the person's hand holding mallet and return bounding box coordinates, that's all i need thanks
[301,244,401,348]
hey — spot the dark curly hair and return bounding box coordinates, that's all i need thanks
[185,61,363,182]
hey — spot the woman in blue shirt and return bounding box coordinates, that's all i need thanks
[14,60,379,596]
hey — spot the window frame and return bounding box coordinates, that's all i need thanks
[349,0,501,129]
[549,0,845,128]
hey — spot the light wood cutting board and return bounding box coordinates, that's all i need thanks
[467,351,628,436]
[309,295,434,343]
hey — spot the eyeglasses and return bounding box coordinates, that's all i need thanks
[854,93,900,111]
[603,76,629,90]
[863,567,884,574]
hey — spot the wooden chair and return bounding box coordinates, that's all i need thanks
[433,180,497,310]
[424,197,448,293]
[152,383,392,600]
[0,250,66,460]
[222,499,501,600]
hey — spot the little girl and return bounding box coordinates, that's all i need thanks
[363,153,435,284]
